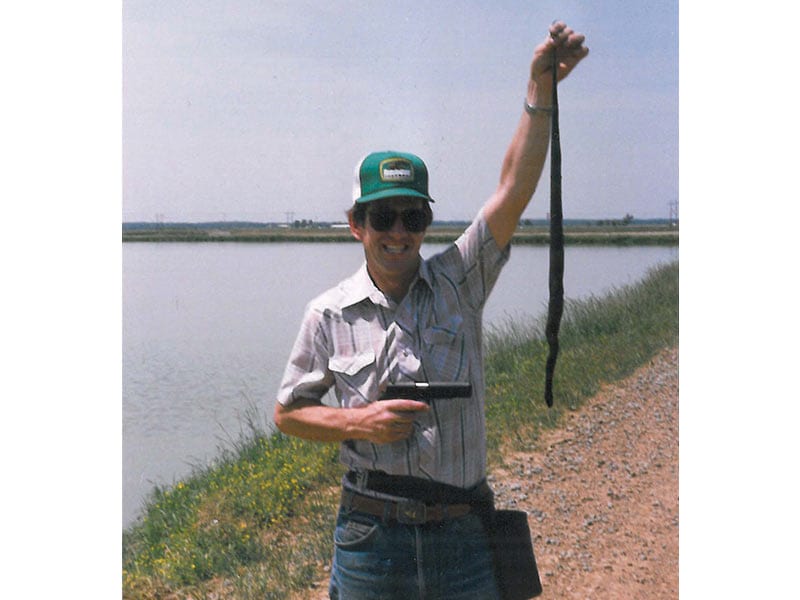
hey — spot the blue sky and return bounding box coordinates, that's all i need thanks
[122,0,678,222]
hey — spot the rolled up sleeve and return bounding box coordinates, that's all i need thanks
[276,304,333,406]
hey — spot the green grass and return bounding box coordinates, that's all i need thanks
[122,261,678,599]
[483,261,678,458]
[122,425,342,596]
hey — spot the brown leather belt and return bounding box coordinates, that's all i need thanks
[341,489,472,525]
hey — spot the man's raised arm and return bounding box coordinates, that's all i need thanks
[484,21,588,248]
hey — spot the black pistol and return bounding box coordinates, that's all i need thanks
[378,382,472,401]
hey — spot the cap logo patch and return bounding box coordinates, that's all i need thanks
[379,158,414,182]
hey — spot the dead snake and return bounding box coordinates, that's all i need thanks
[544,47,563,408]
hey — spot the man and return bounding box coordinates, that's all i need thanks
[274,21,588,599]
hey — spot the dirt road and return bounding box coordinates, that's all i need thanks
[491,346,679,598]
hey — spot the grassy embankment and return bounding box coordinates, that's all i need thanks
[122,223,678,246]
[122,261,679,599]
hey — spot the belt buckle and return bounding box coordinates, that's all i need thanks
[396,499,427,525]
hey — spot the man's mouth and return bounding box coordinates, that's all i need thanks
[383,244,408,255]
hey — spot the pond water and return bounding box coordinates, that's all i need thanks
[122,241,677,526]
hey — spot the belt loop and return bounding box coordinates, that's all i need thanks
[356,470,368,490]
[340,489,351,514]
[382,500,392,523]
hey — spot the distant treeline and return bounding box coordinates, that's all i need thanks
[122,219,678,245]
[122,218,676,231]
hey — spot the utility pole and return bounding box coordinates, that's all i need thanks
[668,200,678,226]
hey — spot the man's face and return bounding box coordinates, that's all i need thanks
[349,197,428,290]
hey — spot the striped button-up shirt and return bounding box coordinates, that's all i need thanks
[276,209,510,488]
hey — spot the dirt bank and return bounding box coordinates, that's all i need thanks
[491,346,678,598]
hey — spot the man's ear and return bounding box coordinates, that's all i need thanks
[348,210,364,241]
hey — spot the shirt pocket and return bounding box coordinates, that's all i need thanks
[328,350,376,405]
[422,315,467,381]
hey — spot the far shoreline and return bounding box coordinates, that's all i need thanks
[122,222,679,246]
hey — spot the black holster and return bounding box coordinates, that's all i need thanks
[482,508,543,600]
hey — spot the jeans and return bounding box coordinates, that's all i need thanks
[328,508,500,600]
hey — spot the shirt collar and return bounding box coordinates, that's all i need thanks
[341,259,433,310]
[340,262,389,309]
[417,255,434,289]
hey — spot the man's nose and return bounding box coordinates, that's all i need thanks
[388,213,407,233]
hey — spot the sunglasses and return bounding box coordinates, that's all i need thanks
[366,206,429,233]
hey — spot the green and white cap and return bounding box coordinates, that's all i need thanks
[352,151,435,204]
